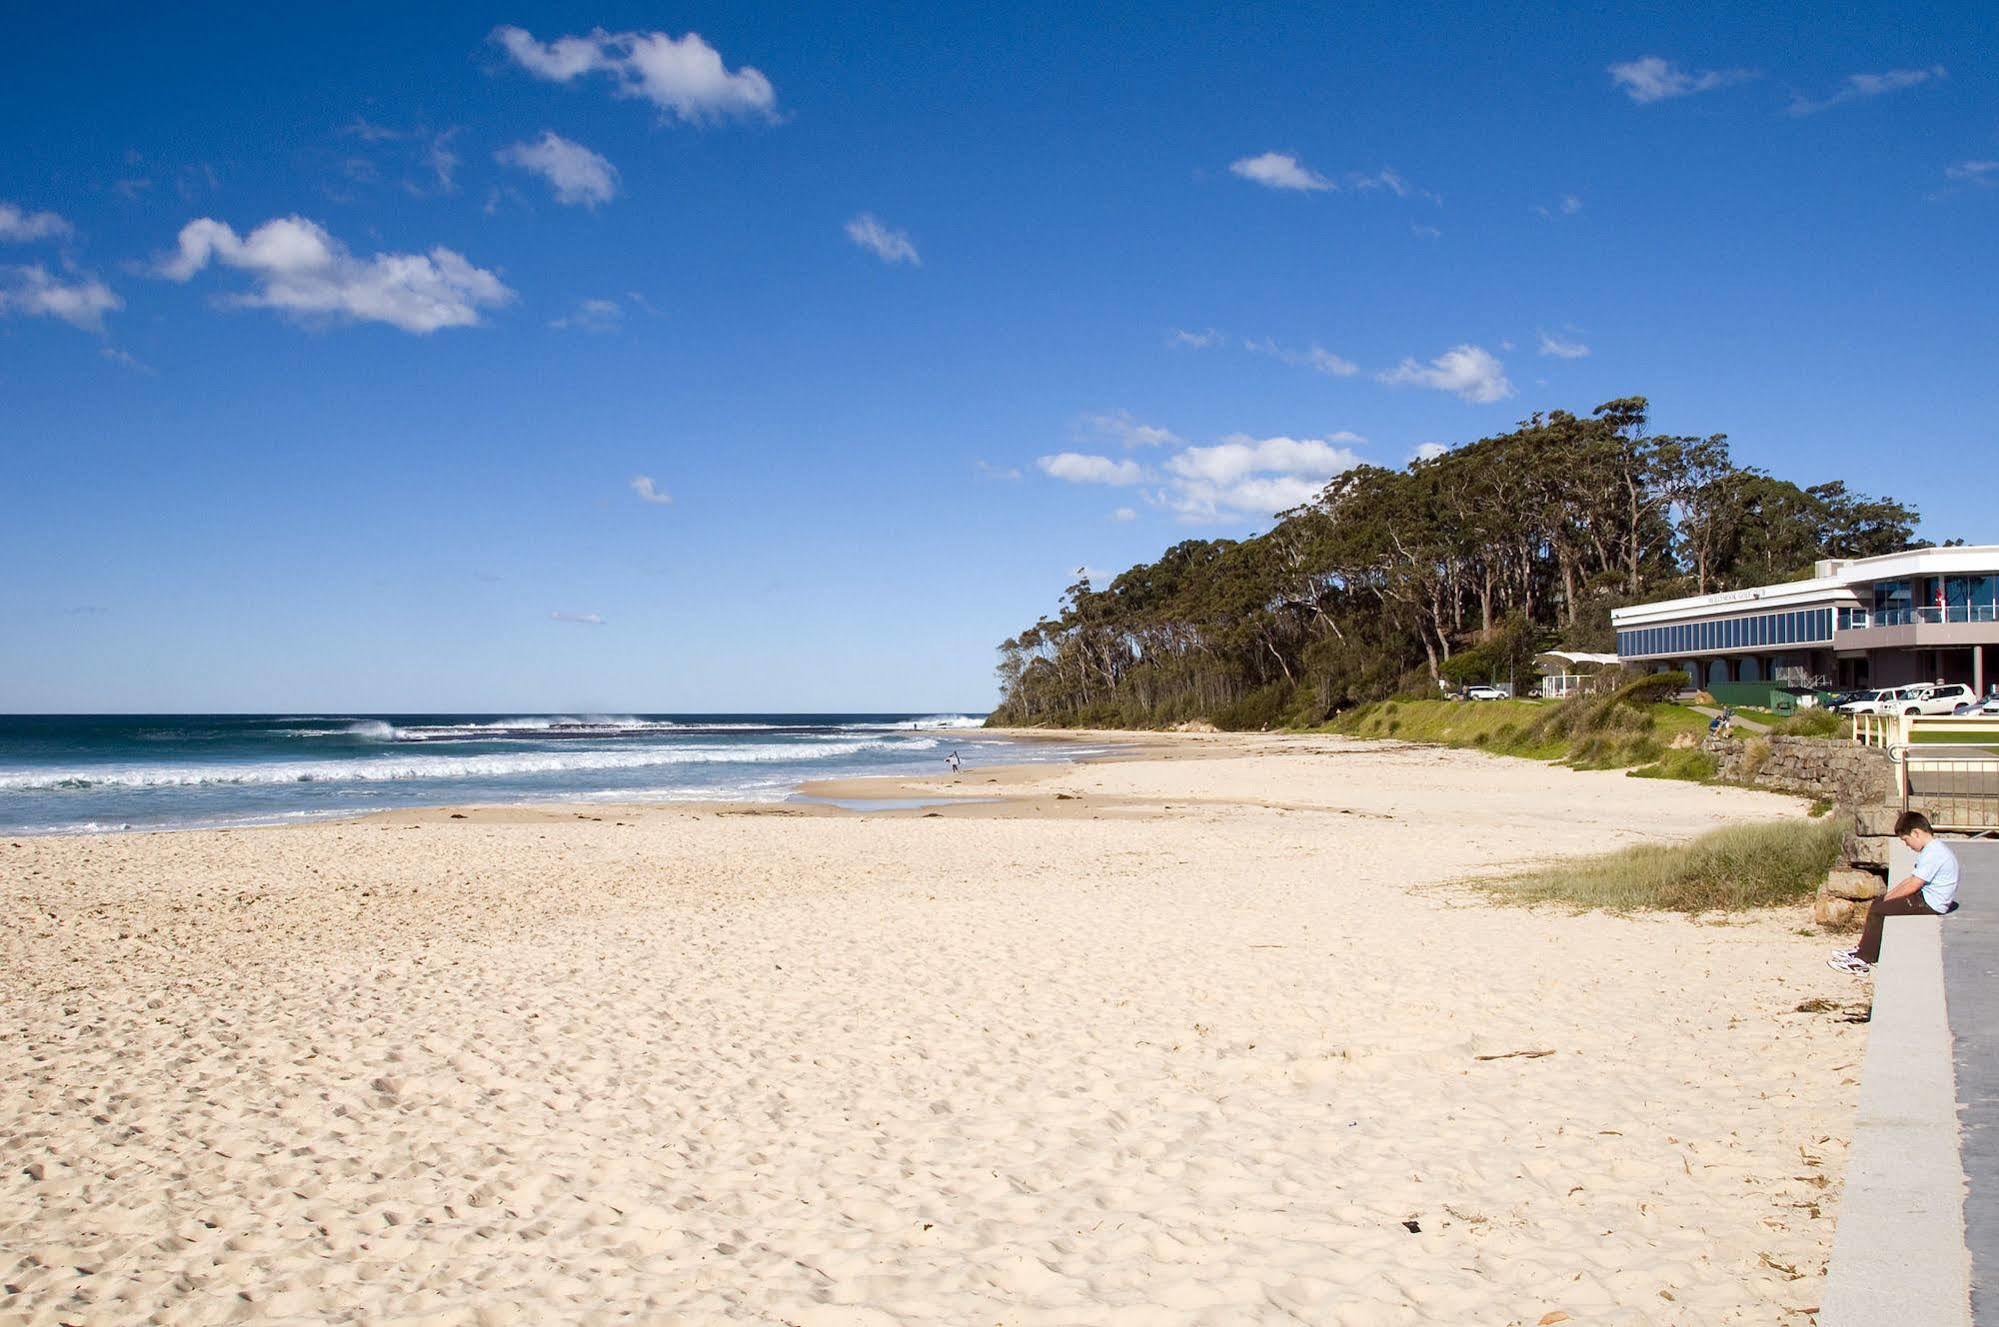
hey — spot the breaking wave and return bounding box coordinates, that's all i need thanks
[0,737,938,792]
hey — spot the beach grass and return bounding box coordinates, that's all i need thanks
[1477,816,1847,914]
[1326,692,1714,777]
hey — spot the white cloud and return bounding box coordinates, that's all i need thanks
[1537,330,1590,359]
[1171,327,1223,348]
[1608,56,1754,104]
[550,297,623,332]
[549,610,606,626]
[496,132,619,208]
[0,202,71,243]
[1947,160,1999,183]
[1411,223,1442,239]
[1037,452,1144,485]
[1245,336,1359,377]
[844,213,919,266]
[629,475,673,505]
[0,265,121,331]
[491,25,777,124]
[1346,167,1441,204]
[100,345,154,374]
[1380,343,1514,404]
[1166,434,1362,487]
[1229,152,1333,192]
[1038,420,1367,522]
[1788,65,1947,116]
[974,459,1022,481]
[341,121,461,196]
[1082,409,1178,448]
[155,215,513,333]
[1161,433,1363,521]
[1411,441,1450,463]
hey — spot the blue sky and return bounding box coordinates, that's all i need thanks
[3,2,1993,712]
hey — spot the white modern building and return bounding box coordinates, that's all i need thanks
[1612,546,1999,694]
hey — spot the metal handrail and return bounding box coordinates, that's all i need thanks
[1842,605,1999,629]
[1888,740,1999,831]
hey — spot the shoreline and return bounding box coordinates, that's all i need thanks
[0,724,1132,841]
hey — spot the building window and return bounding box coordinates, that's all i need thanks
[1946,575,1999,624]
[1874,580,1914,626]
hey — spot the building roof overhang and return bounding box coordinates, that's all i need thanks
[1611,545,1999,628]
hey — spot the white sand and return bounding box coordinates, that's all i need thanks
[0,735,1863,1325]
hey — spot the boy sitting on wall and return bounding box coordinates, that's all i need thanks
[1830,811,1959,975]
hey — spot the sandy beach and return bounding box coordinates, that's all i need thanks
[1,733,1864,1326]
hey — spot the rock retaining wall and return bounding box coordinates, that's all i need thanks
[1702,734,1893,809]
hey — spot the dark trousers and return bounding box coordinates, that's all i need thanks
[1857,892,1939,964]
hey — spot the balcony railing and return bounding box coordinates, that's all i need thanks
[1838,605,1999,629]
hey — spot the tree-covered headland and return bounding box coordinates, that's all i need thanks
[990,397,1921,729]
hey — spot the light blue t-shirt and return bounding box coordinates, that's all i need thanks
[1915,839,1961,912]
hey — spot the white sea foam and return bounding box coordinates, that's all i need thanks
[836,714,988,732]
[385,716,689,742]
[0,737,938,792]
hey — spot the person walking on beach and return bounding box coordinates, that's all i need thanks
[1831,811,1959,974]
[946,751,961,775]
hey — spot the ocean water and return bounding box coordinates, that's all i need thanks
[0,714,1084,835]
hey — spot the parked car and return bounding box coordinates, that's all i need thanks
[1924,684,1980,714]
[1844,683,1979,716]
[1463,684,1509,701]
[1840,684,1951,716]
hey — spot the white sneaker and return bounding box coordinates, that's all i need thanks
[1829,954,1871,975]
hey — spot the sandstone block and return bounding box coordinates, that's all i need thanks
[1842,834,1891,869]
[1826,868,1887,903]
[1815,893,1859,929]
[1853,804,1902,837]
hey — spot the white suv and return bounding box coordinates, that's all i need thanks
[1845,683,1979,716]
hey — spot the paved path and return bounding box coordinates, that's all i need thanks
[1944,841,1999,1324]
[1690,704,1773,733]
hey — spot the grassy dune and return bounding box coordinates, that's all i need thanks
[1325,694,1714,777]
[1479,817,1848,914]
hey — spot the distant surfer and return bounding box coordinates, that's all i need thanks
[946,751,962,775]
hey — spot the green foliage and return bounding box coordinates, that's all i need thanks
[1480,816,1848,914]
[1772,707,1846,738]
[1327,696,1710,771]
[1211,682,1294,731]
[1439,612,1544,689]
[1630,747,1719,782]
[1603,670,1690,706]
[988,393,1918,729]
